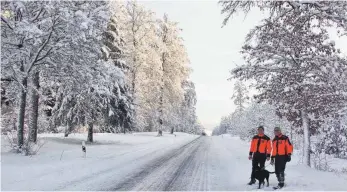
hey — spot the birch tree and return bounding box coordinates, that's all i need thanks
[114,1,162,131]
[158,14,190,134]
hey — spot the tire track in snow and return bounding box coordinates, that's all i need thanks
[168,136,211,191]
[55,145,170,190]
[110,137,214,191]
[163,139,202,191]
[55,137,200,191]
[110,136,202,191]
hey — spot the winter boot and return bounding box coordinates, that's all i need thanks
[273,184,283,190]
[276,173,280,183]
[274,172,285,189]
[279,172,285,186]
[247,178,256,185]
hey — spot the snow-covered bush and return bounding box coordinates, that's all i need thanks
[316,116,347,159]
[312,151,331,172]
[4,130,45,156]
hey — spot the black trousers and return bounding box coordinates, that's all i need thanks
[251,153,266,179]
[274,155,287,185]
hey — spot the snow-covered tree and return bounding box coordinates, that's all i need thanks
[2,0,198,145]
[317,115,347,159]
[230,80,249,112]
[214,102,292,140]
[1,1,79,148]
[113,1,162,132]
[111,1,195,134]
[157,14,190,134]
[216,115,232,135]
[101,5,134,134]
[220,1,347,31]
[177,80,198,133]
[219,0,347,166]
[1,1,129,145]
[46,1,124,142]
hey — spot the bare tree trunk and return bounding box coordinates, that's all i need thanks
[158,17,169,136]
[158,77,164,135]
[87,123,93,142]
[158,91,163,136]
[123,118,126,134]
[170,127,174,134]
[302,109,311,167]
[290,125,293,140]
[29,71,39,143]
[13,119,16,130]
[64,128,69,137]
[17,77,28,150]
[64,120,72,137]
[158,55,165,135]
[158,52,166,136]
[335,118,341,158]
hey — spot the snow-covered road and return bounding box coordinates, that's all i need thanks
[109,136,347,191]
[2,133,347,191]
[108,136,250,191]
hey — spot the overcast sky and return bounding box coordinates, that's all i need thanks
[140,0,347,131]
[140,0,265,130]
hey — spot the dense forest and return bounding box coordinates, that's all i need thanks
[1,1,203,154]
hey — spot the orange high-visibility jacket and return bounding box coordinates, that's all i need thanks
[271,134,293,158]
[249,134,272,157]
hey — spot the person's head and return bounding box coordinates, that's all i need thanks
[257,126,264,135]
[274,127,282,136]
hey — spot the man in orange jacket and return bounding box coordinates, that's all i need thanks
[270,127,293,189]
[248,126,272,185]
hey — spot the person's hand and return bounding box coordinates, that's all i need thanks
[287,155,291,162]
[248,155,252,160]
[270,158,274,165]
[266,157,270,161]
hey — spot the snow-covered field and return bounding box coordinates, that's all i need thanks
[1,133,347,191]
[1,132,198,191]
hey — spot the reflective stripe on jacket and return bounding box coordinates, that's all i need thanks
[271,134,293,158]
[249,134,272,157]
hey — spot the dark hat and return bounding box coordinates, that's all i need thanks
[274,127,281,131]
[257,126,264,130]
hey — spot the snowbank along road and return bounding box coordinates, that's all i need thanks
[2,133,347,191]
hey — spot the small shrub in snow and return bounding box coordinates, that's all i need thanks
[5,131,45,156]
[312,151,331,172]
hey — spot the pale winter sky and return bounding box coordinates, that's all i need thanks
[140,0,347,131]
[140,0,264,131]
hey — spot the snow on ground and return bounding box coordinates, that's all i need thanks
[328,156,347,172]
[1,132,198,191]
[1,133,347,191]
[215,135,347,191]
